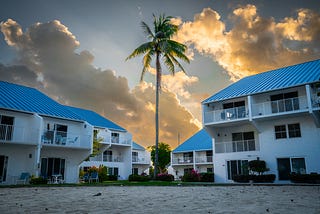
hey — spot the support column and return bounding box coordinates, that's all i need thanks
[33,113,44,177]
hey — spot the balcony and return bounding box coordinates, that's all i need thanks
[132,156,149,164]
[42,130,86,147]
[0,124,37,144]
[195,156,213,164]
[103,155,123,162]
[252,96,308,117]
[215,140,257,154]
[204,106,248,124]
[172,157,194,165]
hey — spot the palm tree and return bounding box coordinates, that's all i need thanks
[127,14,190,177]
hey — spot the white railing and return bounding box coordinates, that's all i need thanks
[204,106,248,124]
[215,140,257,153]
[0,124,37,143]
[252,96,308,117]
[103,155,123,162]
[42,130,87,147]
[172,157,194,165]
[132,156,149,164]
[195,156,213,163]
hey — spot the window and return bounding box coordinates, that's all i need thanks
[275,125,287,139]
[222,101,246,119]
[0,115,14,141]
[103,150,113,162]
[132,152,138,162]
[111,132,119,143]
[54,124,68,144]
[274,123,301,139]
[132,168,139,175]
[41,158,65,179]
[277,157,306,180]
[232,132,255,152]
[108,167,119,176]
[271,91,299,113]
[288,123,301,138]
[183,152,193,163]
[227,160,248,180]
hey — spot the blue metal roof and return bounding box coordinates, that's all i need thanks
[0,81,82,121]
[65,106,126,132]
[203,59,320,103]
[173,129,212,153]
[132,142,146,151]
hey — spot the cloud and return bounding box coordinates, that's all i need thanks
[0,19,200,148]
[175,5,320,81]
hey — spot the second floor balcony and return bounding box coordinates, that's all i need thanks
[0,124,38,144]
[252,96,308,117]
[203,106,248,124]
[195,156,213,163]
[42,130,90,148]
[215,139,257,154]
[103,154,123,162]
[132,156,149,164]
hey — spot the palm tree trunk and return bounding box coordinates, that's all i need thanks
[154,52,161,178]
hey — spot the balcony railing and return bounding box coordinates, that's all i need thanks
[252,96,308,117]
[204,106,248,124]
[195,156,213,163]
[215,140,257,153]
[0,124,37,143]
[172,157,194,165]
[42,130,82,147]
[103,155,123,162]
[132,156,149,164]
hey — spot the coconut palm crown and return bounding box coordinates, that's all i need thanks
[126,14,190,177]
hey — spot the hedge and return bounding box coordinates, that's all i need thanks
[233,174,276,183]
[289,173,320,184]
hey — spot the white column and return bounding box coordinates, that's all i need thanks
[305,84,313,113]
[193,150,196,169]
[33,113,43,177]
[247,95,253,121]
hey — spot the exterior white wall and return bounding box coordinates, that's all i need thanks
[204,84,320,183]
[132,149,151,175]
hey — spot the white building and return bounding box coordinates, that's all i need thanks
[170,129,213,180]
[202,59,320,183]
[0,81,93,184]
[132,142,151,175]
[74,106,133,180]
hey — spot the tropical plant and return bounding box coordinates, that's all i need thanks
[127,14,190,177]
[148,142,171,174]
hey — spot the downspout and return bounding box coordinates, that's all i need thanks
[34,113,44,177]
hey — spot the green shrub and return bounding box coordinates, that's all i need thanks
[233,174,275,183]
[200,172,214,182]
[289,173,320,184]
[29,177,47,185]
[128,174,150,182]
[156,173,174,181]
[182,169,200,182]
[248,160,269,175]
[107,175,118,181]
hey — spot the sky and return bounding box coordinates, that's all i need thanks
[1,0,320,148]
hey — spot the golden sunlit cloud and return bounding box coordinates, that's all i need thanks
[175,5,320,81]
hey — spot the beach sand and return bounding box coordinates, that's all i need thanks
[0,185,319,213]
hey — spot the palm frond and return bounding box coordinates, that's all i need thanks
[163,54,175,74]
[126,42,153,60]
[141,21,154,39]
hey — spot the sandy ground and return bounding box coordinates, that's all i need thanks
[0,185,319,214]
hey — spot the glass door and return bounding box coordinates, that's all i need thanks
[0,156,8,182]
[277,158,291,180]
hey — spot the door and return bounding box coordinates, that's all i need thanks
[277,158,291,180]
[0,156,8,182]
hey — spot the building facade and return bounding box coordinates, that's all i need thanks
[0,81,93,184]
[202,59,320,183]
[170,129,213,180]
[132,142,151,175]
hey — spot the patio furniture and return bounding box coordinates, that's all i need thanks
[89,172,99,183]
[51,174,63,184]
[81,173,90,183]
[16,172,30,184]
